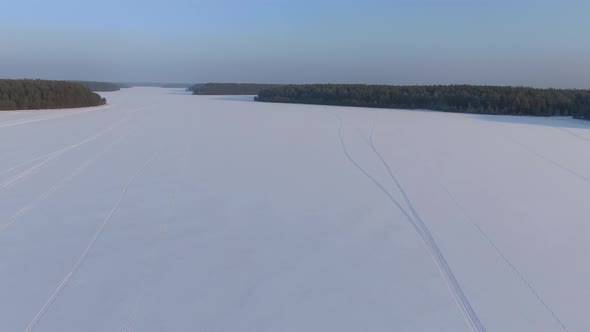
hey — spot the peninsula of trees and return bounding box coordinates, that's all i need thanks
[0,79,107,110]
[256,84,590,119]
[70,81,123,92]
[189,83,282,95]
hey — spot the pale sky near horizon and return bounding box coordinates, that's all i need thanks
[1,0,589,88]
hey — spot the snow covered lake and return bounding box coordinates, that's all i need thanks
[1,87,589,331]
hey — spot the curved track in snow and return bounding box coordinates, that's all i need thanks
[334,112,486,332]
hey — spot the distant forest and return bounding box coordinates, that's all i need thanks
[71,81,123,92]
[72,81,192,90]
[161,83,193,88]
[256,84,590,119]
[0,79,106,110]
[121,82,191,88]
[188,83,282,95]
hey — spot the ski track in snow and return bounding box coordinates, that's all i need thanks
[441,186,570,332]
[128,288,144,332]
[507,136,590,185]
[0,105,111,129]
[0,117,128,192]
[120,277,145,332]
[365,121,486,332]
[366,113,571,331]
[555,127,590,143]
[23,151,160,332]
[0,108,149,178]
[0,114,151,234]
[120,123,192,332]
[0,151,66,179]
[328,109,485,332]
[0,135,121,233]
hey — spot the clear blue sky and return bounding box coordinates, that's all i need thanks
[1,0,589,87]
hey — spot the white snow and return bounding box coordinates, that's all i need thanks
[1,87,589,332]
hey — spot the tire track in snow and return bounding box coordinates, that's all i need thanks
[0,106,148,178]
[328,110,485,332]
[0,106,150,178]
[128,289,144,332]
[119,119,192,332]
[365,119,487,332]
[120,280,144,332]
[330,113,415,226]
[0,117,128,193]
[0,136,120,233]
[441,186,570,332]
[23,151,160,332]
[0,105,111,129]
[0,152,64,179]
[0,154,62,192]
[0,115,149,234]
[507,137,590,185]
[555,127,590,143]
[367,114,568,331]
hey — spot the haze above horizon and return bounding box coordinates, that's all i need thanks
[1,0,588,88]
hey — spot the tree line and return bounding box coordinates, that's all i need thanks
[70,81,123,92]
[161,83,192,88]
[0,79,106,110]
[256,84,590,119]
[189,83,282,95]
[70,81,193,90]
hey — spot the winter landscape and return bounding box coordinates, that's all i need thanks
[1,87,589,331]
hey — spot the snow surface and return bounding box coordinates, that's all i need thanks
[1,87,589,332]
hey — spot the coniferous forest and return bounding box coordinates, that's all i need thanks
[189,83,282,95]
[70,81,122,92]
[256,84,590,119]
[161,83,193,88]
[0,79,107,110]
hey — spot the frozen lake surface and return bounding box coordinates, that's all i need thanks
[1,88,589,331]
